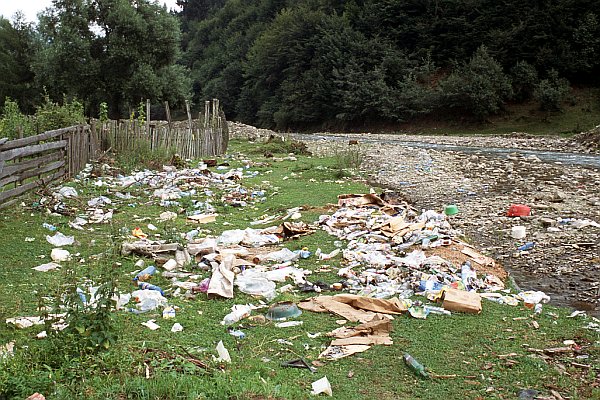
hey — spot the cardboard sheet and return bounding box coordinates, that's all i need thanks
[332,294,408,314]
[441,288,482,314]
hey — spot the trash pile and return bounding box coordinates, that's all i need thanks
[9,150,593,398]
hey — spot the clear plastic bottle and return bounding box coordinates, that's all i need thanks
[42,223,57,231]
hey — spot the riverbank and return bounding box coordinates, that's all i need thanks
[230,122,600,314]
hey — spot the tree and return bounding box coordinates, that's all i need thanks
[35,0,190,118]
[438,45,512,120]
[534,69,570,112]
[0,14,38,113]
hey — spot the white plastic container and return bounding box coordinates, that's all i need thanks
[511,225,526,239]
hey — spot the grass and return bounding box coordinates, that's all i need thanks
[0,138,598,399]
[392,87,600,137]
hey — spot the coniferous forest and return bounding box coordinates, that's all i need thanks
[1,0,600,130]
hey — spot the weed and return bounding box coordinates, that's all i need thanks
[332,145,364,178]
[113,141,176,173]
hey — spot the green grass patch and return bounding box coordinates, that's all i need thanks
[0,139,597,399]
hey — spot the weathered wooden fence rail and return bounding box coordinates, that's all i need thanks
[97,99,228,160]
[0,99,228,208]
[0,125,99,208]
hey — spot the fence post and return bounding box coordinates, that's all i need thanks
[185,100,193,159]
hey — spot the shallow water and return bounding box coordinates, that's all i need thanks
[296,133,600,168]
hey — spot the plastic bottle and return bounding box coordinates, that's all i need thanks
[134,265,156,283]
[418,280,443,292]
[76,287,87,306]
[228,329,246,339]
[517,242,535,251]
[424,305,451,316]
[138,282,164,296]
[461,261,477,290]
[42,223,57,231]
[162,306,176,319]
[185,229,199,242]
[403,353,429,378]
[221,304,252,325]
[534,303,543,314]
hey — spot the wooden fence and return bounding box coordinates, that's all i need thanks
[98,99,228,159]
[0,125,99,208]
[0,99,228,208]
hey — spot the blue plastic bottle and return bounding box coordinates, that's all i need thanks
[517,242,535,251]
[138,282,164,296]
[134,265,156,282]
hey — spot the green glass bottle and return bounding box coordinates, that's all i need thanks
[403,353,429,378]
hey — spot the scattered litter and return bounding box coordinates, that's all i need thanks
[141,320,160,330]
[281,358,316,373]
[214,340,231,363]
[158,211,178,222]
[187,214,217,224]
[46,232,75,247]
[275,321,303,328]
[170,323,183,333]
[50,248,71,262]
[32,262,61,272]
[25,393,46,400]
[310,376,333,396]
[266,302,302,321]
[222,304,252,325]
[403,353,429,378]
[162,306,176,319]
[0,341,14,359]
[131,290,167,312]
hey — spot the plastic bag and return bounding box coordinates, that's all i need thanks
[131,289,168,312]
[235,270,276,300]
[46,232,75,247]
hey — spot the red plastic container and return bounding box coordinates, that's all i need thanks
[507,204,531,217]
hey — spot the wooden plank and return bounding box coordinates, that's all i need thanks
[0,169,65,205]
[0,160,65,188]
[0,140,67,162]
[0,151,62,180]
[0,126,81,151]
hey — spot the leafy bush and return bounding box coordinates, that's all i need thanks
[534,69,570,111]
[438,46,513,120]
[0,97,34,138]
[34,94,86,133]
[114,141,177,173]
[511,60,539,101]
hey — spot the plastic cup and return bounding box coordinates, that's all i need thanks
[511,226,526,239]
[444,204,459,216]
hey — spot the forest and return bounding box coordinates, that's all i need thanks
[1,0,599,130]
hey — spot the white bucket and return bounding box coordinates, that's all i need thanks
[511,225,526,239]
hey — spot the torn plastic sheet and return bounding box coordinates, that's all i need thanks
[214,340,231,363]
[46,232,75,247]
[32,262,61,272]
[235,270,276,299]
[217,228,280,247]
[207,254,235,299]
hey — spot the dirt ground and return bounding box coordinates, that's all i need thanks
[230,122,600,315]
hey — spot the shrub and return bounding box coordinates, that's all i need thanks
[438,45,513,120]
[34,94,86,133]
[511,60,539,101]
[534,69,570,111]
[0,97,34,138]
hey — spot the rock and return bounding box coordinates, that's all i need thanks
[540,218,555,228]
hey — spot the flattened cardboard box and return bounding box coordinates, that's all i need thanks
[441,288,482,314]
